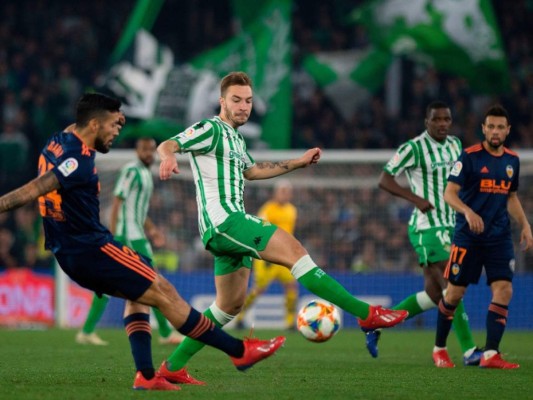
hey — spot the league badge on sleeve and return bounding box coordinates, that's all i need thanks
[58,158,79,177]
[450,161,463,177]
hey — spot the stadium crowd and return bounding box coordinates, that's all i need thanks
[0,0,532,272]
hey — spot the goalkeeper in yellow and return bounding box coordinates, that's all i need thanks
[235,180,298,330]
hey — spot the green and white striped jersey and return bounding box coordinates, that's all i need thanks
[113,160,153,241]
[384,131,462,230]
[170,116,255,245]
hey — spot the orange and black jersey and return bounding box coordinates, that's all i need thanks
[38,131,112,253]
[447,143,519,241]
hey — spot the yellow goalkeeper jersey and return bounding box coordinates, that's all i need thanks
[258,200,297,234]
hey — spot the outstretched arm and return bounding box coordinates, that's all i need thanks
[158,140,181,180]
[379,171,434,213]
[244,148,321,180]
[0,171,61,213]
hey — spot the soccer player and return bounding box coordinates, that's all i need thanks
[363,101,482,365]
[235,179,299,330]
[156,71,408,384]
[76,137,184,346]
[433,104,533,369]
[0,93,285,390]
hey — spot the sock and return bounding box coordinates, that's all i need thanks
[124,313,153,379]
[435,299,456,347]
[166,303,235,371]
[291,255,369,319]
[393,291,436,319]
[285,286,298,328]
[153,307,172,338]
[485,302,508,352]
[82,294,109,334]
[451,300,476,353]
[174,307,243,361]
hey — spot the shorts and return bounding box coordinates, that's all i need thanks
[253,259,295,288]
[408,226,453,266]
[206,212,278,276]
[115,235,153,259]
[54,239,156,300]
[444,237,515,286]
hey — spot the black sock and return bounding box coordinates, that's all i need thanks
[435,299,456,347]
[124,313,154,378]
[485,302,508,351]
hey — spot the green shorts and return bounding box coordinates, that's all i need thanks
[407,226,453,267]
[206,212,278,276]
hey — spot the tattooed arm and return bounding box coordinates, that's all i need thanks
[0,171,61,213]
[244,148,321,180]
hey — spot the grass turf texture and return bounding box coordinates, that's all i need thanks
[1,328,532,400]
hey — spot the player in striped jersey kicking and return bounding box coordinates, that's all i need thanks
[156,71,408,384]
[0,93,285,390]
[362,101,482,366]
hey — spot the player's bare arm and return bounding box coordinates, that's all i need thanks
[0,171,61,213]
[245,148,321,180]
[507,192,533,251]
[378,171,434,213]
[444,181,484,234]
[157,140,181,180]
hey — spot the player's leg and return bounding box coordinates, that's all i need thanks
[75,293,109,345]
[162,266,250,379]
[261,227,407,328]
[235,260,272,328]
[480,243,518,369]
[433,281,467,368]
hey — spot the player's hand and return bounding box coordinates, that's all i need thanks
[159,157,180,180]
[415,198,434,213]
[300,147,321,167]
[519,226,533,251]
[465,209,484,234]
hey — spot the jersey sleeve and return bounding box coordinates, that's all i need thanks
[51,151,94,190]
[113,166,138,199]
[242,148,255,170]
[169,120,217,154]
[511,157,520,192]
[384,141,417,176]
[447,150,470,187]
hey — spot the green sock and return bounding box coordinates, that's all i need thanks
[82,294,109,334]
[392,294,425,319]
[452,300,476,353]
[392,291,437,320]
[166,308,221,371]
[153,308,172,338]
[297,267,369,319]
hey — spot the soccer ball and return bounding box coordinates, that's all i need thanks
[297,299,340,342]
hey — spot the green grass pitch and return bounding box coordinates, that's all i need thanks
[1,328,532,400]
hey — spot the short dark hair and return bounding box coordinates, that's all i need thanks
[426,101,450,118]
[484,104,510,125]
[75,93,121,128]
[220,72,253,97]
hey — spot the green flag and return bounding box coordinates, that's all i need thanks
[351,0,510,93]
[303,48,391,120]
[105,0,292,148]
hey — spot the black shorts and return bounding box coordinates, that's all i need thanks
[444,236,515,286]
[55,239,156,300]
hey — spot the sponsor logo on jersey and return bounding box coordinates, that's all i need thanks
[479,179,511,194]
[506,165,514,178]
[58,158,79,177]
[480,166,489,173]
[229,150,246,163]
[450,161,462,177]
